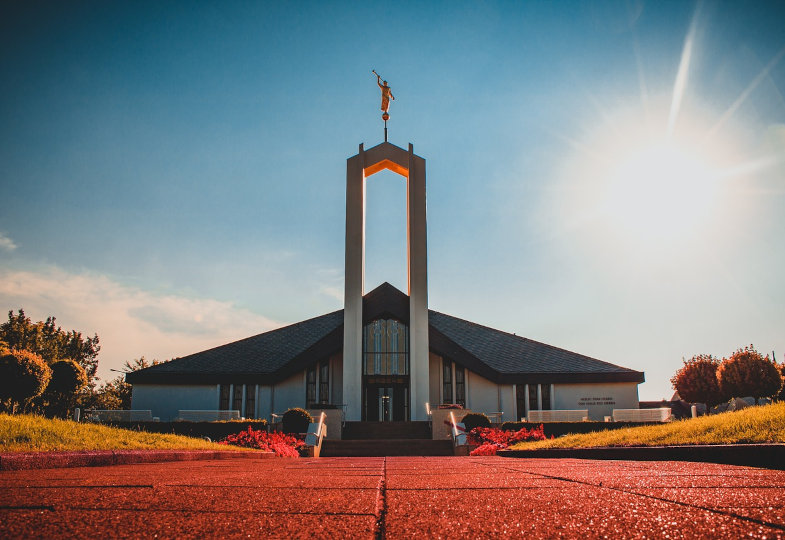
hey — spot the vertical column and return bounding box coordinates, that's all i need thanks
[343,144,365,421]
[408,143,429,420]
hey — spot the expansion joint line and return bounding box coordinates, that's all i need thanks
[375,457,388,540]
[482,461,785,533]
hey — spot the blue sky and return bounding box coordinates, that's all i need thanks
[1,1,784,400]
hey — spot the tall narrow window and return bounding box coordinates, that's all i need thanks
[541,384,551,410]
[245,384,256,419]
[363,319,409,375]
[454,365,465,407]
[232,385,243,413]
[442,361,453,404]
[219,384,230,410]
[516,384,527,420]
[319,362,329,404]
[528,383,538,412]
[306,365,317,405]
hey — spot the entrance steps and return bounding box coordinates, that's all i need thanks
[322,421,450,456]
[321,439,453,457]
[342,421,431,440]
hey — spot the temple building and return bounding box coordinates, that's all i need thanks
[128,141,644,423]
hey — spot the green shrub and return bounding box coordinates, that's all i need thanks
[42,360,88,417]
[46,360,88,395]
[0,348,52,413]
[460,412,491,432]
[282,407,312,433]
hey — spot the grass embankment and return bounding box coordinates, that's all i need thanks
[0,413,248,453]
[511,401,785,450]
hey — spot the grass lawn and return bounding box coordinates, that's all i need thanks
[0,413,248,453]
[510,401,785,450]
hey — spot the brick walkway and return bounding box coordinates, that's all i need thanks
[1,456,784,538]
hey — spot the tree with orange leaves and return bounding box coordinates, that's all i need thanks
[671,354,727,409]
[717,345,783,404]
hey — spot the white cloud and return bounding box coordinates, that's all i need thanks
[0,267,282,382]
[0,233,17,251]
[319,285,344,302]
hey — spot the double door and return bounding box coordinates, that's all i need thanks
[363,381,408,421]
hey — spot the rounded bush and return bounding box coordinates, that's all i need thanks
[282,407,313,434]
[47,360,88,395]
[0,348,52,412]
[718,346,782,403]
[460,412,491,432]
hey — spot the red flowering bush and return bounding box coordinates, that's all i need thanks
[220,426,304,457]
[468,424,546,456]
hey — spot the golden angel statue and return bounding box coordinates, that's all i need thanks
[373,70,395,119]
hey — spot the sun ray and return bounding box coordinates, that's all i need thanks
[707,45,785,140]
[667,3,701,136]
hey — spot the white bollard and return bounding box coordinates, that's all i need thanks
[73,407,81,422]
[691,405,697,418]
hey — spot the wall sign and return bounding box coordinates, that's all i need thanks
[578,397,616,406]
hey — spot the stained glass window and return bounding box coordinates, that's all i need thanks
[363,319,409,375]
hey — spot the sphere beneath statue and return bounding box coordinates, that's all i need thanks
[382,112,389,121]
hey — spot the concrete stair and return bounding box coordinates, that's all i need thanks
[321,421,451,456]
[342,421,431,440]
[321,438,453,457]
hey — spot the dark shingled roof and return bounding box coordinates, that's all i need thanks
[128,283,643,385]
[126,310,343,385]
[428,310,644,384]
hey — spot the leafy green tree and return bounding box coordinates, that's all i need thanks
[0,309,100,385]
[717,345,783,404]
[41,360,88,417]
[0,348,52,413]
[85,357,162,410]
[670,354,727,409]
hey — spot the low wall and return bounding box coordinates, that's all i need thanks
[432,409,473,440]
[306,409,343,440]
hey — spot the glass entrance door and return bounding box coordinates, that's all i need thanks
[363,383,408,421]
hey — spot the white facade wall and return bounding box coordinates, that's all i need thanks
[258,385,273,422]
[428,352,441,408]
[131,384,219,422]
[330,353,343,406]
[466,371,499,418]
[273,371,304,414]
[553,382,640,421]
[498,384,516,423]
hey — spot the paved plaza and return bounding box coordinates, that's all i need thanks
[1,456,784,538]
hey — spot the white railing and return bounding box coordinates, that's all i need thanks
[612,408,672,423]
[527,409,589,422]
[486,411,504,425]
[87,410,154,422]
[448,411,468,447]
[176,410,240,422]
[304,412,327,457]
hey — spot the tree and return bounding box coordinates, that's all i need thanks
[670,354,727,409]
[717,345,783,404]
[85,357,162,410]
[0,309,100,385]
[0,348,52,413]
[41,360,88,417]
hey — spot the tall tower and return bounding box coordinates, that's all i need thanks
[343,141,429,421]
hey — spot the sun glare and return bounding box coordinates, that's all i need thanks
[603,140,718,241]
